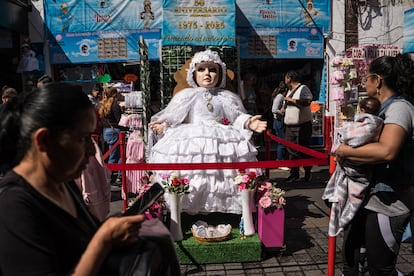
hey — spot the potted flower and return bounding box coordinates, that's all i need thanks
[234,170,259,236]
[234,170,258,191]
[257,181,286,211]
[135,175,166,220]
[160,172,190,195]
[160,172,190,241]
[256,181,286,248]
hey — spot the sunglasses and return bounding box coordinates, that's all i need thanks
[362,73,381,85]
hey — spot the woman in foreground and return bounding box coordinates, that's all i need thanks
[0,83,178,275]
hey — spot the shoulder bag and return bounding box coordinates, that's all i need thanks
[284,85,303,126]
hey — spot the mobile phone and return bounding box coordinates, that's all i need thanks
[122,182,164,216]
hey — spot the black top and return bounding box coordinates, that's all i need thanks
[0,171,97,275]
[102,102,123,129]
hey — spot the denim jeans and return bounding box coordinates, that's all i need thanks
[273,119,285,160]
[103,127,120,165]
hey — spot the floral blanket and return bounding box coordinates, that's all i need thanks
[323,113,383,236]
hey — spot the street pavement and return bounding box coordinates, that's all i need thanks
[110,166,414,275]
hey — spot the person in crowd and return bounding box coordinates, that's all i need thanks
[335,53,414,275]
[282,70,313,182]
[148,49,267,214]
[1,86,17,104]
[98,86,123,186]
[0,83,179,275]
[241,72,258,115]
[89,83,103,109]
[323,97,383,237]
[271,80,288,166]
[37,74,53,88]
[0,86,18,174]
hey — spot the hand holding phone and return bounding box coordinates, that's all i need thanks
[122,182,164,216]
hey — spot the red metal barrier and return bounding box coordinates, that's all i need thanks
[102,131,329,211]
[102,130,335,274]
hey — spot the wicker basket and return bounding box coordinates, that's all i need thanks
[191,226,232,243]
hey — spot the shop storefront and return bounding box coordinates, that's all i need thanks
[0,0,31,91]
[42,0,331,148]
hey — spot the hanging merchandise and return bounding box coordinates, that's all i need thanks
[96,73,111,84]
[329,55,359,154]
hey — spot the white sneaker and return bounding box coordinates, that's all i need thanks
[277,167,290,171]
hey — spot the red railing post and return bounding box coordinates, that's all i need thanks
[118,131,128,211]
[265,131,271,178]
[326,155,337,276]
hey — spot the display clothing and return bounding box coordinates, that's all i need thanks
[322,113,383,236]
[75,139,111,222]
[0,171,96,275]
[271,93,286,160]
[125,130,146,195]
[148,87,258,214]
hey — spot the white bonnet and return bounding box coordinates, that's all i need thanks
[186,49,227,88]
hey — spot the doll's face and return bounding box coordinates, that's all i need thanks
[195,61,220,88]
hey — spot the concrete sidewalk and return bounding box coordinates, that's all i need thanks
[110,166,414,275]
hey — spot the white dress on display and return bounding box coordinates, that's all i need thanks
[148,50,261,214]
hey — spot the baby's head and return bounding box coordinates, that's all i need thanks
[186,49,227,89]
[359,97,381,115]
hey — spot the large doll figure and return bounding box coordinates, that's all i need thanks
[148,49,267,214]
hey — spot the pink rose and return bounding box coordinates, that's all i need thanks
[241,175,250,183]
[259,196,272,208]
[239,183,247,191]
[279,197,286,205]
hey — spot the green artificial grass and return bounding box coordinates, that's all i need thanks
[174,213,262,264]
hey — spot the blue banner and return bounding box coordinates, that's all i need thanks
[44,0,162,33]
[48,29,161,64]
[236,0,331,33]
[238,27,323,59]
[162,0,236,46]
[44,0,162,63]
[404,8,414,53]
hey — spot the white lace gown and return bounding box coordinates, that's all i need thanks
[148,87,259,214]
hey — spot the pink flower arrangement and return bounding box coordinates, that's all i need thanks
[161,172,190,195]
[136,176,165,218]
[257,181,286,211]
[234,170,258,190]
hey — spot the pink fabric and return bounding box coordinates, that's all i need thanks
[125,131,146,194]
[331,86,344,101]
[75,139,111,221]
[118,114,129,127]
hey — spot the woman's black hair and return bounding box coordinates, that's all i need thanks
[369,53,414,104]
[0,83,93,167]
[272,80,288,99]
[285,70,303,83]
